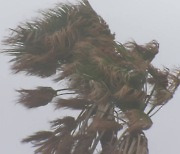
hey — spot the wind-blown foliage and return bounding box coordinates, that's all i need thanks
[3,0,180,153]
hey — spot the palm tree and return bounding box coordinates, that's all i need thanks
[3,0,180,153]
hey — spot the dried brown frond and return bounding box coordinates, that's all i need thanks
[56,61,81,81]
[124,40,159,61]
[4,0,180,153]
[17,87,57,108]
[125,109,152,132]
[127,70,147,89]
[141,40,159,61]
[12,52,59,77]
[149,67,180,106]
[44,22,79,53]
[73,133,96,154]
[54,98,92,110]
[100,144,119,154]
[114,85,132,99]
[74,40,93,52]
[33,135,59,154]
[114,85,146,106]
[68,74,89,93]
[56,134,75,154]
[152,87,172,106]
[88,117,123,132]
[24,132,73,154]
[167,68,180,93]
[120,43,149,71]
[22,117,76,154]
[100,130,118,150]
[74,106,96,126]
[50,116,76,132]
[22,131,53,143]
[22,131,59,153]
[117,131,148,154]
[88,80,110,102]
[148,65,169,88]
[90,55,123,87]
[30,118,76,153]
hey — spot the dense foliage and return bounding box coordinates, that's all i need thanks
[3,0,180,153]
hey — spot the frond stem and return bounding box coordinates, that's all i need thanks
[89,131,105,154]
[56,88,74,92]
[57,92,76,96]
[149,105,164,117]
[78,103,97,134]
[96,109,127,123]
[143,85,156,111]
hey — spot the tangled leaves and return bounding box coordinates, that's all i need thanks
[3,0,180,154]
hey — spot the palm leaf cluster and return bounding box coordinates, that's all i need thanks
[3,0,180,153]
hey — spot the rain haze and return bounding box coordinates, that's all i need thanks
[0,0,180,153]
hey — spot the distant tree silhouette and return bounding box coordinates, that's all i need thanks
[3,0,180,153]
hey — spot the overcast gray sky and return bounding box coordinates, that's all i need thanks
[0,0,180,153]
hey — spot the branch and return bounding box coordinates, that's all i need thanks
[149,105,164,117]
[58,92,76,96]
[143,85,156,111]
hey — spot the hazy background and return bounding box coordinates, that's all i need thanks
[0,0,179,153]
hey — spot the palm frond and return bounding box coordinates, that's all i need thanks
[2,0,180,154]
[50,116,76,132]
[148,67,180,107]
[148,65,169,88]
[125,109,152,132]
[17,87,57,108]
[22,116,76,154]
[3,0,113,78]
[116,131,149,154]
[114,85,146,110]
[73,134,95,154]
[88,117,123,132]
[22,131,53,143]
[124,40,159,61]
[54,98,92,110]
